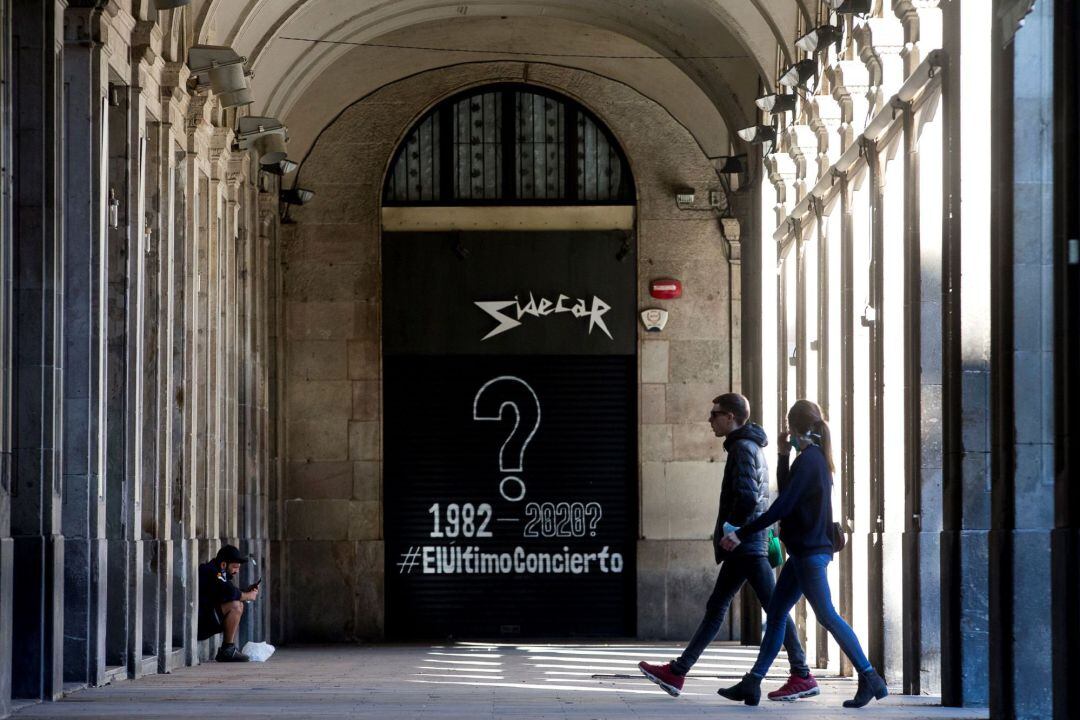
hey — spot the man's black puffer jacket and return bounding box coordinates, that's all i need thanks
[712,423,771,562]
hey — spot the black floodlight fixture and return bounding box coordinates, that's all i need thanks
[755,93,798,115]
[737,125,776,145]
[779,59,818,91]
[796,25,844,55]
[280,188,315,206]
[187,45,253,108]
[713,154,746,175]
[233,116,289,167]
[153,0,192,9]
[825,0,872,14]
[263,158,299,176]
[737,125,778,155]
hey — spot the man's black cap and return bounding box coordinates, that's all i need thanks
[215,544,249,564]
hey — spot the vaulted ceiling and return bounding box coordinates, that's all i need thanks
[187,0,813,160]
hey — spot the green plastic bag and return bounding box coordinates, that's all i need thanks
[767,529,785,568]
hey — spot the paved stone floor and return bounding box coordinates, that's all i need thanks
[13,643,989,719]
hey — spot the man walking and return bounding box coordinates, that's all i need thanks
[638,393,818,701]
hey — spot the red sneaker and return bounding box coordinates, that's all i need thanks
[768,673,820,701]
[638,661,685,697]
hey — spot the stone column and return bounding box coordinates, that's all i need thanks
[895,0,944,697]
[11,0,68,701]
[60,0,110,689]
[1050,3,1080,718]
[180,143,202,664]
[130,19,164,675]
[940,0,992,706]
[262,189,286,643]
[123,74,148,680]
[830,65,873,678]
[0,0,14,712]
[993,2,1055,718]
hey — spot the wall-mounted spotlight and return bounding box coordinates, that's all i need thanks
[280,188,316,206]
[262,158,299,176]
[825,0,871,13]
[713,155,746,175]
[796,25,844,55]
[187,45,253,109]
[755,93,798,115]
[737,125,778,155]
[233,116,289,167]
[779,59,818,92]
[153,0,192,9]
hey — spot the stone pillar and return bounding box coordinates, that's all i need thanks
[11,0,68,701]
[60,1,109,689]
[900,59,946,698]
[0,0,13,711]
[885,1,945,697]
[868,128,908,687]
[262,189,287,643]
[940,0,992,706]
[830,66,873,679]
[1050,3,1080,717]
[993,2,1055,718]
[123,76,148,680]
[180,144,202,665]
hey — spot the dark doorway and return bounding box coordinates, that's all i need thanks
[383,231,637,639]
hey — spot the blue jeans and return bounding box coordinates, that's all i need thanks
[672,554,809,676]
[750,553,871,677]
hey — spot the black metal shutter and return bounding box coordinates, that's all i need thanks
[383,231,636,639]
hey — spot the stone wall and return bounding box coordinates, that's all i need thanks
[283,61,739,641]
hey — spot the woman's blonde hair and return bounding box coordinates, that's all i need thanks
[788,399,835,472]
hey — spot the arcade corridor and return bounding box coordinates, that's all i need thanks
[0,1,1077,719]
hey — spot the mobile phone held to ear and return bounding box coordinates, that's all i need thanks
[245,577,262,593]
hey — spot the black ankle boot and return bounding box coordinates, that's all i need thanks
[718,673,762,706]
[843,668,888,708]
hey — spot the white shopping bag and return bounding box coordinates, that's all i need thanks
[242,641,276,662]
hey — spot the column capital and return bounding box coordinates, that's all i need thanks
[783,123,820,188]
[720,218,742,264]
[809,96,843,176]
[853,17,907,96]
[765,154,798,208]
[893,0,943,72]
[827,60,872,144]
[63,4,109,48]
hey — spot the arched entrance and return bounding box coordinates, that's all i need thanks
[381,84,638,639]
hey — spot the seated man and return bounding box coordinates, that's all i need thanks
[198,544,260,662]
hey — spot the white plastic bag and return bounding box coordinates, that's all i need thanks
[242,641,276,662]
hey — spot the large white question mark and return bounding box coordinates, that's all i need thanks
[473,376,541,502]
[584,502,602,537]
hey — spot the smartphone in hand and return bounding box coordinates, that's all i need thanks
[244,577,262,593]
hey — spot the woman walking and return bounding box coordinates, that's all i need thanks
[716,399,888,709]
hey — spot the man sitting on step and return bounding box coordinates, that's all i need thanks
[198,544,260,662]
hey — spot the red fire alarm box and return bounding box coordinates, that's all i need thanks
[650,278,682,299]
